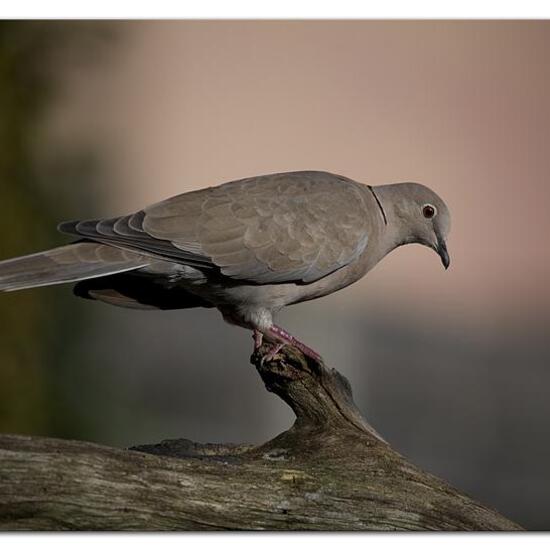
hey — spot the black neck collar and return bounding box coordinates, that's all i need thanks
[367,186,388,226]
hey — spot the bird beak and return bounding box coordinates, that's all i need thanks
[436,237,450,270]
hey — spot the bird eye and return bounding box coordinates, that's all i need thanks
[422,204,437,219]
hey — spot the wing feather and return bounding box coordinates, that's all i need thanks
[59,171,372,284]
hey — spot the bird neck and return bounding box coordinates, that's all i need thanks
[368,184,412,255]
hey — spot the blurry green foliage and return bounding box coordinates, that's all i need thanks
[0,21,113,436]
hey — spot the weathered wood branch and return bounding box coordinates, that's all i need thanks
[0,346,521,530]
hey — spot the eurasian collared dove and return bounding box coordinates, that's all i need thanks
[0,171,450,360]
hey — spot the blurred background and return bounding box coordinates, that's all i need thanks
[0,20,549,529]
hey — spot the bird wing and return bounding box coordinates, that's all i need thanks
[59,171,371,284]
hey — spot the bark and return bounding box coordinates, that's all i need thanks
[0,346,521,531]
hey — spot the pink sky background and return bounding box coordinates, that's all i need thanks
[42,21,550,326]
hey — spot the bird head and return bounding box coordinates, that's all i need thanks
[381,182,451,269]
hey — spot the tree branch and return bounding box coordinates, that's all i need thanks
[0,346,521,531]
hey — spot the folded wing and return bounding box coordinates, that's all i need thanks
[59,171,371,285]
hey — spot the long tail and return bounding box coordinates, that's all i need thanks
[0,241,150,292]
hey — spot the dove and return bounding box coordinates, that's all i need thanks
[0,171,450,360]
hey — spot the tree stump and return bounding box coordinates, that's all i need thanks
[0,346,521,530]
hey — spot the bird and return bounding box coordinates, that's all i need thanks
[0,171,450,361]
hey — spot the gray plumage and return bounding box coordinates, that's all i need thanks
[0,242,149,292]
[0,171,451,355]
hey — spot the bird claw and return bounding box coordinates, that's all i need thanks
[259,342,286,365]
[253,325,323,365]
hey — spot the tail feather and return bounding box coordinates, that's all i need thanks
[0,242,150,292]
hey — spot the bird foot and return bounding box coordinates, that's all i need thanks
[256,325,323,364]
[253,329,263,350]
[253,330,284,363]
[260,342,286,364]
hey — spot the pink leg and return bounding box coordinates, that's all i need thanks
[254,329,285,362]
[253,329,263,350]
[263,324,323,363]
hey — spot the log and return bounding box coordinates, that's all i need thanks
[0,346,521,530]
